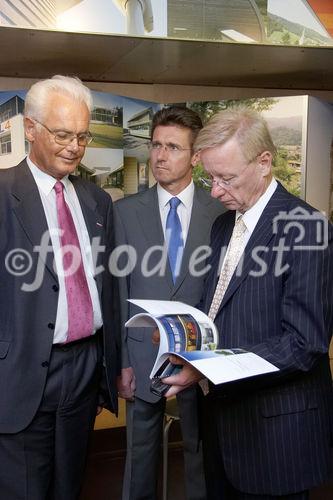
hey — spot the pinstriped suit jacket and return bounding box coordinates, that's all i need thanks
[201,182,333,495]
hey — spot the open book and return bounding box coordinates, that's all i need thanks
[125,300,279,394]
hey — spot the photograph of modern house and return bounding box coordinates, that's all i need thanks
[127,106,153,139]
[0,89,125,200]
[81,92,124,200]
[123,99,160,195]
[0,92,28,168]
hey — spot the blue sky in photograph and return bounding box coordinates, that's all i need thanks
[0,90,27,105]
[91,91,124,110]
[0,88,159,127]
[123,97,160,128]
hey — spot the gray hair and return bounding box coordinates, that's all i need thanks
[194,106,276,163]
[24,75,93,121]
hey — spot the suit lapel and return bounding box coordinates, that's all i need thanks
[70,176,105,296]
[216,183,291,313]
[136,185,164,245]
[204,211,234,308]
[173,186,216,292]
[11,161,57,282]
[70,176,102,240]
[11,162,106,293]
[136,185,174,288]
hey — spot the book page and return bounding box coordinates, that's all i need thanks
[125,299,218,377]
[160,349,279,385]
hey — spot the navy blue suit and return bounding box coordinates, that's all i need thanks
[200,182,333,496]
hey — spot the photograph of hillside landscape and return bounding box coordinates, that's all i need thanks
[188,96,304,198]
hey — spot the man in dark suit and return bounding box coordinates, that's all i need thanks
[0,75,119,499]
[163,107,333,499]
[114,106,224,499]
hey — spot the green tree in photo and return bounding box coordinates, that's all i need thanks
[189,98,302,198]
[191,97,277,188]
[188,98,277,124]
[281,31,291,45]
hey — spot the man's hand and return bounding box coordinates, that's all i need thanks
[117,367,136,401]
[162,355,203,397]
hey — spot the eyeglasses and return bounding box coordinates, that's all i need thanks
[199,155,260,190]
[148,141,192,155]
[34,119,93,146]
[200,176,235,190]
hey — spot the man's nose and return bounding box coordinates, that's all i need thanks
[156,145,168,159]
[210,183,226,198]
[66,137,80,152]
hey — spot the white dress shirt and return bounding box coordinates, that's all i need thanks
[27,158,103,344]
[219,178,278,274]
[157,180,195,247]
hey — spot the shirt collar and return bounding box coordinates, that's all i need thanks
[237,178,278,233]
[27,156,70,196]
[157,180,194,210]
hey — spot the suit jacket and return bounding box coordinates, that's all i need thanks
[200,182,333,495]
[114,184,224,402]
[0,160,120,433]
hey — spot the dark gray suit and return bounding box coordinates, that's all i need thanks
[0,160,119,498]
[114,184,223,500]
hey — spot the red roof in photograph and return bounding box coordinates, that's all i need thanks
[307,0,333,36]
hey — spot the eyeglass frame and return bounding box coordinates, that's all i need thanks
[148,140,193,155]
[199,153,263,190]
[32,119,93,147]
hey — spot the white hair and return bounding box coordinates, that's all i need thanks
[24,75,93,121]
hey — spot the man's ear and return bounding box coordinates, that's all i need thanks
[24,117,36,142]
[258,151,272,176]
[191,151,200,167]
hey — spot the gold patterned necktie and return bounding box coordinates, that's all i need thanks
[208,216,247,321]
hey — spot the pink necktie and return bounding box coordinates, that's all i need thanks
[54,181,93,342]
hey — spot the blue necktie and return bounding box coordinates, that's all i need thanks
[166,197,184,283]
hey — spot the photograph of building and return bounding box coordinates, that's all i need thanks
[0,93,28,168]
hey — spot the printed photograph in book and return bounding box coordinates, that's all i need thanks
[158,314,215,353]
[125,300,279,390]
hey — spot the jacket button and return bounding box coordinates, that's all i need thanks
[41,361,49,368]
[52,285,59,292]
[48,323,55,330]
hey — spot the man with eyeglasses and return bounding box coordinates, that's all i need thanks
[161,107,333,500]
[0,75,120,499]
[114,106,224,500]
